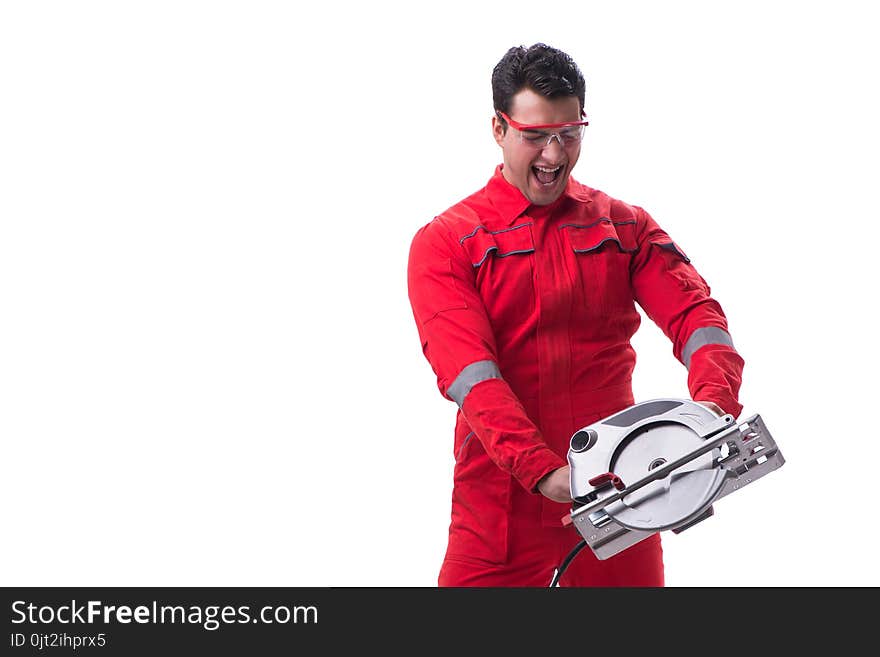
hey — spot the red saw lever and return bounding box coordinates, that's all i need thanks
[588,472,626,491]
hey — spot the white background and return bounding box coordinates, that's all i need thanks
[2,1,877,587]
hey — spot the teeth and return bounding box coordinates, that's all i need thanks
[535,166,561,173]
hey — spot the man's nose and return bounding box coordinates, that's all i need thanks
[541,136,565,160]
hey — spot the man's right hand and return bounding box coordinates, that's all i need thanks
[537,466,572,503]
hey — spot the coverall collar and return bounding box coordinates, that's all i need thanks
[488,164,592,225]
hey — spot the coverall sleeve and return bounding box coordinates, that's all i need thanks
[407,220,566,493]
[630,208,745,417]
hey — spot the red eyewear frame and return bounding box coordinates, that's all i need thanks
[498,111,589,131]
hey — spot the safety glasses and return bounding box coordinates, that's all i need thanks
[498,111,589,149]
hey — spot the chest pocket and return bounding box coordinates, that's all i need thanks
[459,222,535,266]
[459,223,536,325]
[561,219,636,317]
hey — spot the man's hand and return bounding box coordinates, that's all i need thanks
[537,466,572,503]
[695,399,724,416]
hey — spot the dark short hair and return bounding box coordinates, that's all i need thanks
[492,43,586,128]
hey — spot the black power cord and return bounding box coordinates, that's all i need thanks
[548,538,588,587]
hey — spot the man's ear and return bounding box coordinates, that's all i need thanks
[492,114,506,146]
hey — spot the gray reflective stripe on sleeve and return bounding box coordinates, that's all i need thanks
[682,327,735,369]
[448,360,502,407]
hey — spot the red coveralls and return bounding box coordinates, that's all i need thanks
[407,166,744,586]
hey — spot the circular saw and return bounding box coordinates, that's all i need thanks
[565,399,785,560]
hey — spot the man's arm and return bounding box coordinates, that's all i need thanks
[407,219,568,497]
[630,208,745,417]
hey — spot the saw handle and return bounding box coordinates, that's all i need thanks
[588,472,626,491]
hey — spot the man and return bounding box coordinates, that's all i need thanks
[407,43,743,586]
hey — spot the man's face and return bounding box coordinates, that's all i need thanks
[493,88,583,206]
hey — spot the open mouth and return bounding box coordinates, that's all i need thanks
[533,165,563,186]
